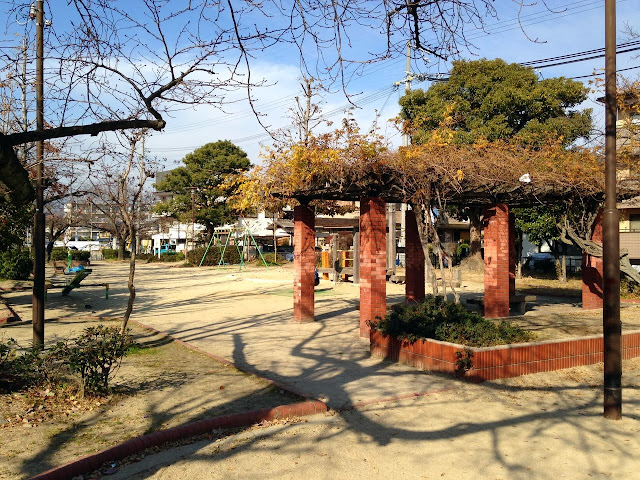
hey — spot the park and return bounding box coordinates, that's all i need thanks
[1,1,640,479]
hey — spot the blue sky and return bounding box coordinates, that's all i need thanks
[140,0,640,168]
[15,1,637,171]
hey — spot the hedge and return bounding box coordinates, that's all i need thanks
[186,246,242,266]
[50,248,90,262]
[102,248,130,260]
[0,249,33,280]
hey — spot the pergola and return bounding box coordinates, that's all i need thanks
[289,181,607,337]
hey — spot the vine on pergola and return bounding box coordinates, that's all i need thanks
[233,119,640,300]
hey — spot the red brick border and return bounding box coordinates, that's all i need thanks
[0,303,20,324]
[370,329,640,382]
[29,400,328,480]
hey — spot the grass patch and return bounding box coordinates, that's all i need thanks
[126,345,160,355]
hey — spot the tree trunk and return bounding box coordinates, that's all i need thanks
[414,206,438,295]
[121,226,137,333]
[515,229,523,279]
[46,241,54,262]
[118,239,125,261]
[560,243,567,283]
[273,212,278,264]
[468,208,482,260]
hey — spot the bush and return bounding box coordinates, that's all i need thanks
[0,339,53,390]
[0,326,131,395]
[0,249,33,280]
[186,246,242,266]
[50,248,91,262]
[52,326,132,395]
[102,248,130,260]
[259,252,288,265]
[142,252,186,263]
[370,295,533,347]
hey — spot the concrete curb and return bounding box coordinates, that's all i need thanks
[29,400,328,480]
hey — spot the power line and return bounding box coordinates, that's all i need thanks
[570,65,640,80]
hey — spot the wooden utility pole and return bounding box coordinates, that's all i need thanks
[603,0,621,420]
[32,0,45,349]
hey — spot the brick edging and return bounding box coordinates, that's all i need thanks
[371,329,640,382]
[0,303,21,324]
[29,400,327,480]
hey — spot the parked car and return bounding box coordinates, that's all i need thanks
[154,244,177,255]
[524,252,555,272]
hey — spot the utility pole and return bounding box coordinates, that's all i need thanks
[603,0,621,420]
[32,0,45,350]
[21,36,28,162]
[191,187,195,252]
[393,42,419,262]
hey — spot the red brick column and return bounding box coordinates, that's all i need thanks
[509,211,516,297]
[405,210,425,303]
[360,197,387,337]
[582,212,603,309]
[483,204,511,318]
[294,205,315,323]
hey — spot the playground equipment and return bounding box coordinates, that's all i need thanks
[199,226,269,269]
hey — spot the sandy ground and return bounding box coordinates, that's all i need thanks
[0,318,299,480]
[113,360,640,480]
[2,261,640,479]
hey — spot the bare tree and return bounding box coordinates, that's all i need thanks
[86,131,154,332]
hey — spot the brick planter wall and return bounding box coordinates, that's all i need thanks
[370,330,640,382]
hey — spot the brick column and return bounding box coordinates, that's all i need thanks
[405,210,425,303]
[582,212,603,309]
[294,205,315,323]
[483,204,511,318]
[509,210,516,297]
[360,197,387,337]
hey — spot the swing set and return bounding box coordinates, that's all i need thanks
[198,226,269,269]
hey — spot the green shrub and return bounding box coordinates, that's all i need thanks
[0,249,33,280]
[52,325,132,395]
[370,295,533,347]
[102,248,130,260]
[143,252,186,263]
[50,248,91,262]
[0,339,53,390]
[259,252,289,265]
[186,246,242,266]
